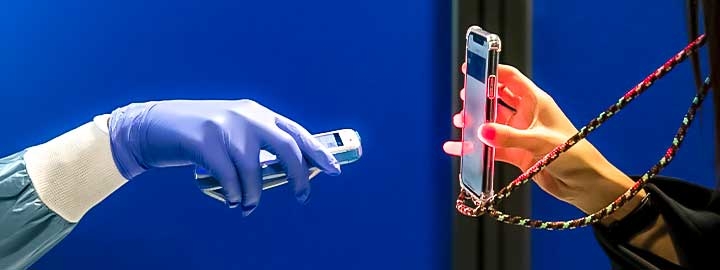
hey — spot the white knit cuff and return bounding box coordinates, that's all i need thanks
[23,114,128,223]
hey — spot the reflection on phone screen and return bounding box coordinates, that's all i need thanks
[461,32,489,197]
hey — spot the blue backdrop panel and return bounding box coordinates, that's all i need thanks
[532,1,715,269]
[0,1,452,269]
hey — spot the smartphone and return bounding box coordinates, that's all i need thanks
[194,129,363,203]
[460,26,501,202]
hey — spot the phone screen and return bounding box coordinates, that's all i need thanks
[316,132,344,148]
[461,32,490,197]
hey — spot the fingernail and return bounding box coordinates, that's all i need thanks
[478,125,496,142]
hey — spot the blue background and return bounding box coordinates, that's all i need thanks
[0,1,452,269]
[532,0,715,269]
[2,0,714,269]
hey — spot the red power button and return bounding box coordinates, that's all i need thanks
[487,75,497,99]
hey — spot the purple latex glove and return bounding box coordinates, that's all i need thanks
[108,99,341,215]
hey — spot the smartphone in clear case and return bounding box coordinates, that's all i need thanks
[459,26,501,202]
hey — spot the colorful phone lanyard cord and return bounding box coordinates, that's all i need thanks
[456,34,711,231]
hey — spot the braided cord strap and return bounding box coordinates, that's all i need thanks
[455,34,709,230]
[486,79,709,230]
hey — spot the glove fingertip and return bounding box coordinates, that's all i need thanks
[296,186,312,205]
[221,189,243,209]
[227,200,240,209]
[290,166,312,204]
[274,117,342,176]
[316,152,341,176]
[241,204,258,217]
[326,162,341,176]
[241,187,261,216]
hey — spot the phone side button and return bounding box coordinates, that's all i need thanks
[487,75,497,99]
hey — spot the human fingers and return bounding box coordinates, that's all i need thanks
[262,125,312,204]
[275,118,341,176]
[226,140,263,216]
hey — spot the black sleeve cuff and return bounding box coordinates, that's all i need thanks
[603,193,658,243]
[592,175,720,269]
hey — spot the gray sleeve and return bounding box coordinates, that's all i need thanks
[0,150,77,270]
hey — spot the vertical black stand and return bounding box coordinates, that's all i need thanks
[450,1,533,269]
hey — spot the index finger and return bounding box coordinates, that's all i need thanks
[497,64,537,99]
[275,118,341,176]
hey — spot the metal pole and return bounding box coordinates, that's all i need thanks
[451,0,532,269]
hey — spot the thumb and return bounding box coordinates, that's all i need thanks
[477,123,546,153]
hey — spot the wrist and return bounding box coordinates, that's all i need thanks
[108,102,156,179]
[23,115,128,223]
[566,158,646,224]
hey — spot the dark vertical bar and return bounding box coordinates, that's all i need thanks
[451,0,532,270]
[450,0,482,268]
[432,0,455,267]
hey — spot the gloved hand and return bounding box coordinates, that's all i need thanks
[108,99,341,215]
